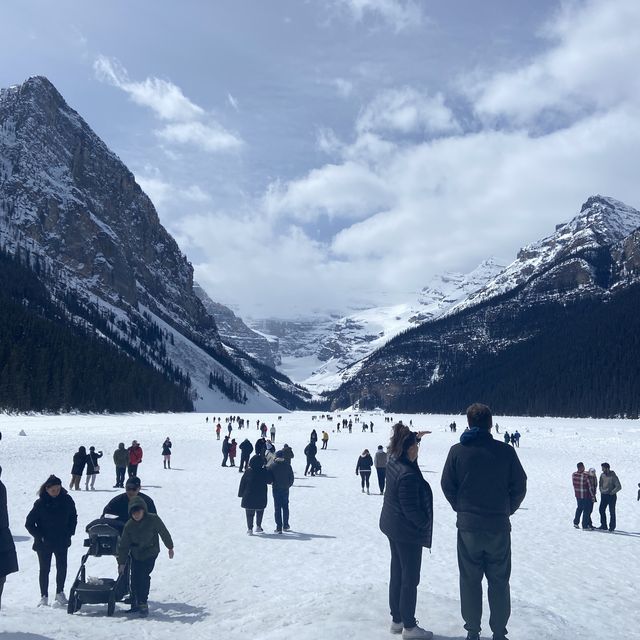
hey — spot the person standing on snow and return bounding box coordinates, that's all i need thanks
[269,450,294,533]
[162,438,172,469]
[598,462,622,532]
[239,438,253,472]
[321,431,329,449]
[374,445,388,494]
[215,423,221,440]
[128,441,143,478]
[379,424,433,640]
[270,424,276,442]
[441,403,527,640]
[229,439,238,467]
[84,446,103,490]
[304,440,318,476]
[113,443,128,488]
[25,475,77,607]
[572,462,596,530]
[69,446,86,491]
[0,466,19,610]
[238,455,272,535]
[221,435,231,467]
[356,449,374,494]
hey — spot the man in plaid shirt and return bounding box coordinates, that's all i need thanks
[572,462,596,529]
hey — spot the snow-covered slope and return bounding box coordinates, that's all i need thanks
[0,76,299,412]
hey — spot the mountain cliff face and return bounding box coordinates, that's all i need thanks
[329,196,640,418]
[0,76,304,412]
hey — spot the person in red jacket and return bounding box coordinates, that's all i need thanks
[128,441,143,478]
[228,439,238,467]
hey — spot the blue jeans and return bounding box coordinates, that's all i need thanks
[574,497,593,527]
[273,488,290,531]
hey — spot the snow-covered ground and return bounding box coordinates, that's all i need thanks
[1,412,639,639]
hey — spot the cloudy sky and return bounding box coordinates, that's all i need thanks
[2,0,640,318]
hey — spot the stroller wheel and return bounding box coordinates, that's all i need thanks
[107,594,116,617]
[67,590,81,614]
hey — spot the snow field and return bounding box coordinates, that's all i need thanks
[0,412,639,639]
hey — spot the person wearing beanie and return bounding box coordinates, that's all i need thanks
[441,403,527,640]
[117,497,174,617]
[0,466,19,610]
[25,475,77,607]
[356,449,373,494]
[379,424,433,640]
[374,445,388,494]
[102,477,157,525]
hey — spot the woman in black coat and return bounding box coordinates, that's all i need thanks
[25,475,78,606]
[84,446,103,490]
[355,449,374,494]
[0,466,19,610]
[379,424,433,639]
[238,455,272,535]
[69,446,86,491]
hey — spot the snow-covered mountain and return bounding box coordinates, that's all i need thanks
[329,196,640,417]
[0,76,308,412]
[249,258,506,393]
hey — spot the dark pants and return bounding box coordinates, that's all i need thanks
[273,487,290,531]
[239,454,250,472]
[37,547,68,597]
[457,529,511,638]
[574,497,593,527]
[322,441,327,449]
[245,509,264,529]
[222,452,229,466]
[0,575,5,610]
[130,556,156,606]
[376,468,386,494]
[304,457,315,475]
[115,467,126,487]
[388,538,422,628]
[128,464,138,478]
[360,471,371,490]
[599,494,617,530]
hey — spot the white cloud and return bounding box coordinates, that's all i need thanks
[473,0,640,123]
[334,0,424,32]
[94,55,242,153]
[332,78,354,98]
[136,172,212,210]
[157,122,242,152]
[356,87,460,136]
[227,92,239,111]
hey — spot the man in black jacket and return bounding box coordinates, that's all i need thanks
[102,477,157,525]
[441,404,527,640]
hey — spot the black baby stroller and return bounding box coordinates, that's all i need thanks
[311,458,322,475]
[67,518,130,616]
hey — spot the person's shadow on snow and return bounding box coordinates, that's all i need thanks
[143,601,208,623]
[0,634,56,640]
[259,531,337,541]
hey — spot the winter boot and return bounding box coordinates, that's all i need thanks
[402,624,433,640]
[139,603,149,617]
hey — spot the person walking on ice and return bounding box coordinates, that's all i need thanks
[356,449,373,494]
[270,424,276,442]
[162,437,172,469]
[374,445,388,494]
[117,497,174,617]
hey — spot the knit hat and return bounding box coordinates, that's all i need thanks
[44,474,62,488]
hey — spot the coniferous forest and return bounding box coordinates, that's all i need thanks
[0,250,193,412]
[385,285,640,418]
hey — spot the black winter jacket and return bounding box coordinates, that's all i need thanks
[356,454,373,473]
[379,455,433,548]
[102,492,158,524]
[86,451,103,475]
[0,479,19,576]
[71,451,86,476]
[440,428,527,532]
[270,459,294,490]
[304,442,317,458]
[25,489,77,551]
[238,457,272,509]
[239,439,254,457]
